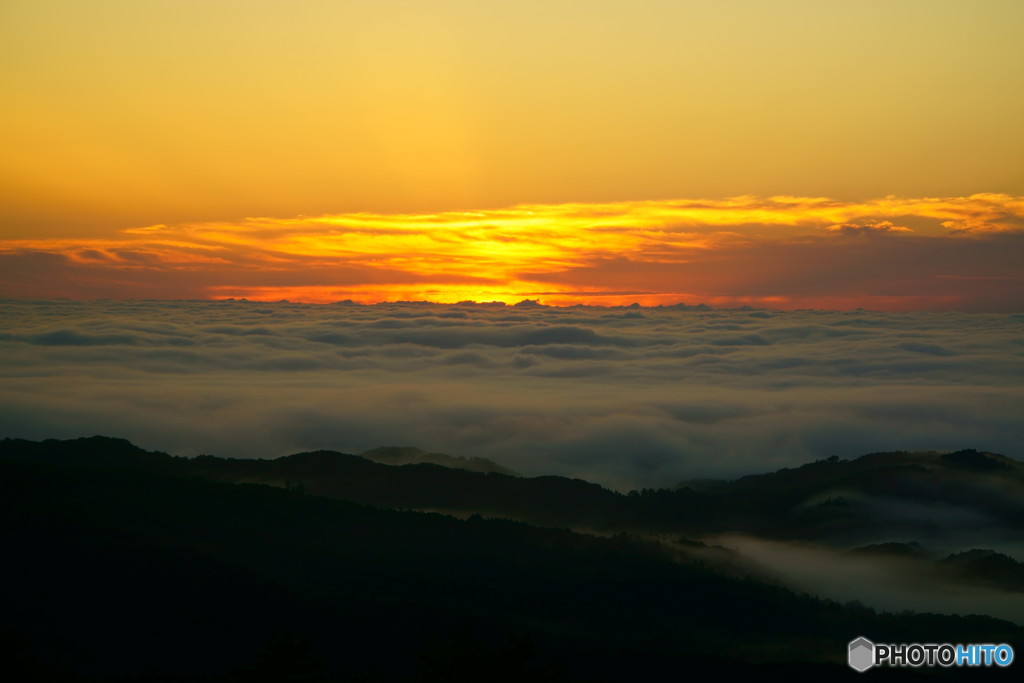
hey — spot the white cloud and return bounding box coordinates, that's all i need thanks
[0,300,1021,489]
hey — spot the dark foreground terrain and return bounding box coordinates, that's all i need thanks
[2,437,1021,681]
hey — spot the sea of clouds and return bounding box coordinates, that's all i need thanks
[1,299,1021,489]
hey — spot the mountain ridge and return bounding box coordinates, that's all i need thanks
[3,436,1020,544]
[4,439,1023,681]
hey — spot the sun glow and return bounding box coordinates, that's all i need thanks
[1,194,1022,310]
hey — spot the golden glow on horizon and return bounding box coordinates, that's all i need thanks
[2,194,1022,310]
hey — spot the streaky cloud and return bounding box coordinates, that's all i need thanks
[2,195,1023,310]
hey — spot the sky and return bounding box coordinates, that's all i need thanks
[2,1,1023,309]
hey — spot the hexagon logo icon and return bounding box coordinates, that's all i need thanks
[849,636,875,672]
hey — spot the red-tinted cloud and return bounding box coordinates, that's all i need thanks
[2,194,1022,310]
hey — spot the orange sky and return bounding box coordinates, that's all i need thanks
[1,1,1023,309]
[2,194,1022,310]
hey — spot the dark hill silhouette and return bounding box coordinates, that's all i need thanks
[939,549,1024,592]
[360,445,518,475]
[844,544,1024,595]
[3,444,1021,681]
[3,438,1020,547]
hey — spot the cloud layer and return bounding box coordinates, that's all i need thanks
[2,300,1021,489]
[2,194,1023,310]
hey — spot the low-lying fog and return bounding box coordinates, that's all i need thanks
[2,299,1021,490]
[713,534,1024,626]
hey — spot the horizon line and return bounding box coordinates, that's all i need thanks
[4,295,1020,315]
